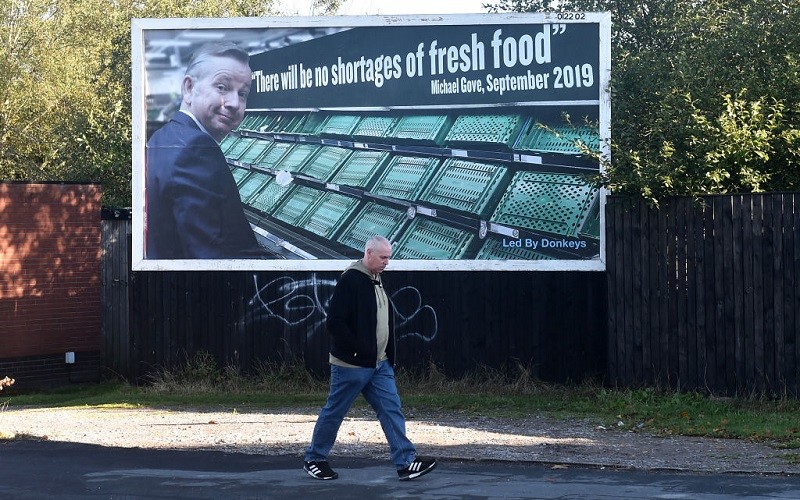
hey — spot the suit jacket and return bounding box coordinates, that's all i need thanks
[145,112,266,259]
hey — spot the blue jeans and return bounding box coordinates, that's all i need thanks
[304,360,417,469]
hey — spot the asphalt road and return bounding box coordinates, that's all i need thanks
[2,439,799,499]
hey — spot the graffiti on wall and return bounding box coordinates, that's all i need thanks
[391,285,438,342]
[246,274,438,342]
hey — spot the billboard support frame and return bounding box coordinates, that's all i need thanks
[132,12,611,272]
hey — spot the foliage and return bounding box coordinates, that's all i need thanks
[284,0,343,15]
[3,1,798,206]
[145,350,326,395]
[591,387,800,449]
[0,0,339,207]
[487,0,800,204]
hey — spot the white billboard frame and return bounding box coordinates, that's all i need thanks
[132,12,610,271]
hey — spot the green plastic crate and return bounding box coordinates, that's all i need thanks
[254,141,294,169]
[299,146,352,182]
[475,237,553,260]
[237,114,262,131]
[444,113,523,149]
[278,114,308,133]
[237,171,272,203]
[254,113,305,134]
[418,158,509,218]
[515,122,600,154]
[251,113,278,132]
[273,144,321,173]
[393,218,474,260]
[352,115,398,141]
[579,191,601,239]
[270,185,324,225]
[224,137,258,161]
[238,139,273,164]
[247,177,293,214]
[330,150,389,189]
[235,115,253,131]
[371,155,440,202]
[230,166,250,184]
[490,171,598,237]
[390,114,452,145]
[296,112,326,135]
[297,192,361,239]
[318,114,361,137]
[336,202,409,252]
[220,134,239,153]
[238,113,264,132]
[255,113,275,130]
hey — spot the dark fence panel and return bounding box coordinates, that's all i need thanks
[124,269,607,384]
[100,210,131,379]
[102,192,800,397]
[606,194,800,396]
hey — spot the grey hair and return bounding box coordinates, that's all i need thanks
[364,235,391,252]
[185,41,250,78]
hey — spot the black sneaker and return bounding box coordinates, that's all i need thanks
[304,460,338,480]
[397,457,437,480]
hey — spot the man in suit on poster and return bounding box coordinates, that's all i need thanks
[146,41,267,259]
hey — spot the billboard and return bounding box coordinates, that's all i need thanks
[131,13,610,271]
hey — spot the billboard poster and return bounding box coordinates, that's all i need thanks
[131,13,611,271]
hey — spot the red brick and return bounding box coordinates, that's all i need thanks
[0,183,102,359]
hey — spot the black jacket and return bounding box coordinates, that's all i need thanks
[326,267,396,368]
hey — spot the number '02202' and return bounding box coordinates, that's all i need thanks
[556,12,586,20]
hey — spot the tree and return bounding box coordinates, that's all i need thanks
[488,0,800,203]
[0,0,340,207]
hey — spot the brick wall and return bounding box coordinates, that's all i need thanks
[0,182,102,389]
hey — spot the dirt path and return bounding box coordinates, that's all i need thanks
[2,405,798,475]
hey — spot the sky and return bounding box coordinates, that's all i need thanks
[280,0,492,16]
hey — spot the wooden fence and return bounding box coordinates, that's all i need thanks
[101,193,800,396]
[100,208,132,380]
[606,194,800,396]
[123,269,607,385]
[100,214,606,385]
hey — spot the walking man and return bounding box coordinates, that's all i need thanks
[304,235,437,481]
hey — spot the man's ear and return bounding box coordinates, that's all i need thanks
[181,75,194,104]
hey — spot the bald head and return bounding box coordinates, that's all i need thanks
[363,236,392,275]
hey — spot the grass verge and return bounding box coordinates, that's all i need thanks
[3,354,799,457]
